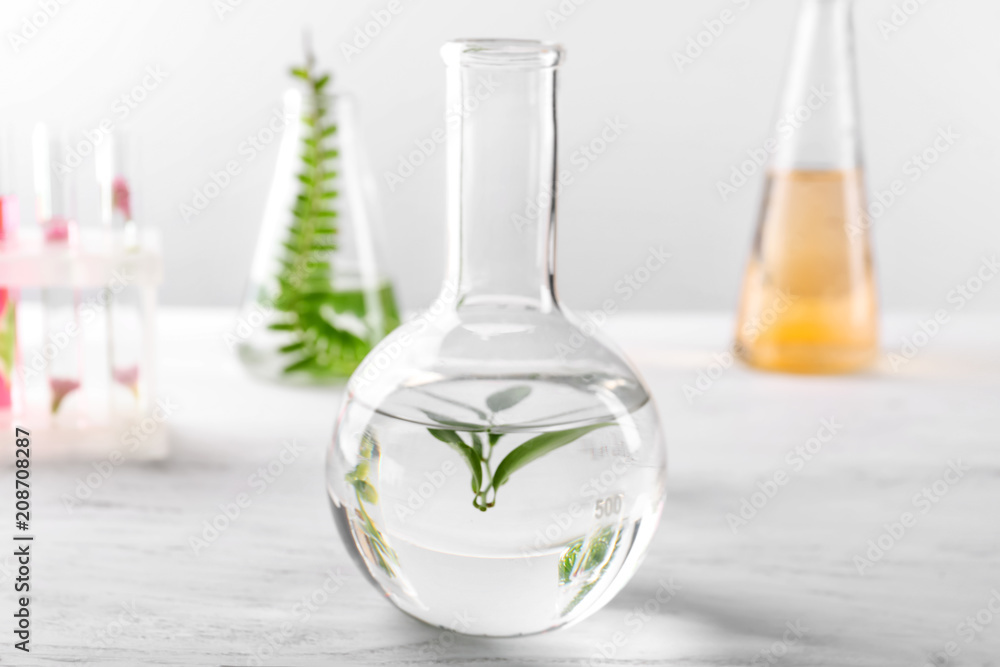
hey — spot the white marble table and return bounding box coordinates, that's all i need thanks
[6,309,1000,666]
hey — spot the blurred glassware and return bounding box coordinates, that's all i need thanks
[734,0,878,374]
[34,124,84,418]
[236,56,399,384]
[97,131,146,411]
[0,128,19,410]
[0,123,165,460]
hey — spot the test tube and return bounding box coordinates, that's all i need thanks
[34,123,83,416]
[97,131,143,409]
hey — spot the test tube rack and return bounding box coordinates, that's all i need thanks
[0,228,166,461]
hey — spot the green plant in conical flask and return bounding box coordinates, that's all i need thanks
[237,51,400,383]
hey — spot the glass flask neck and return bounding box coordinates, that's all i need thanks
[772,0,861,171]
[441,40,563,312]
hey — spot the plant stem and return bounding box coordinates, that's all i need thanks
[475,429,501,508]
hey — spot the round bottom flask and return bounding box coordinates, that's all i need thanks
[326,40,668,637]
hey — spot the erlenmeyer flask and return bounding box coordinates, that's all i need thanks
[734,0,878,373]
[236,57,400,383]
[326,40,667,637]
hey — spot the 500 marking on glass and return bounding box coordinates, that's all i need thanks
[13,427,32,653]
[594,493,624,519]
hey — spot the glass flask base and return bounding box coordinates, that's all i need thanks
[735,168,879,375]
[735,340,877,374]
[331,503,661,637]
[237,276,399,385]
[328,376,666,637]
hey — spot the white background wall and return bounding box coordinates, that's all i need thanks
[1,0,998,316]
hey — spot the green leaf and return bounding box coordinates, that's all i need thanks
[421,409,486,431]
[428,428,483,493]
[488,432,503,448]
[327,290,366,317]
[486,385,532,413]
[304,259,330,272]
[492,423,611,491]
[266,47,401,381]
[416,391,490,420]
[0,302,15,377]
[563,580,599,616]
[282,354,318,374]
[359,432,376,458]
[583,526,615,571]
[559,538,584,585]
[279,341,307,354]
[559,528,622,615]
[354,479,378,504]
[355,505,398,578]
[471,432,484,459]
[427,427,464,447]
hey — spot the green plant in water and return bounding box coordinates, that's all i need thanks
[0,300,15,396]
[345,431,398,578]
[268,49,400,379]
[423,386,611,511]
[558,525,622,615]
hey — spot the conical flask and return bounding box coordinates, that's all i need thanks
[236,56,400,383]
[325,40,667,637]
[734,0,878,374]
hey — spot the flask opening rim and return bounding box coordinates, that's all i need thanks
[441,39,564,69]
